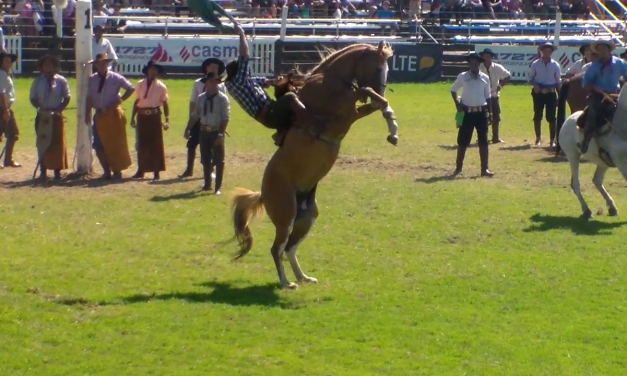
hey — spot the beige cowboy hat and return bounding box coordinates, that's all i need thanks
[591,40,616,53]
[537,42,557,52]
[87,53,113,64]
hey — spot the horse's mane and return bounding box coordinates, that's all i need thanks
[291,42,394,78]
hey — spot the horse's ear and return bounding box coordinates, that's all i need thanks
[377,41,384,55]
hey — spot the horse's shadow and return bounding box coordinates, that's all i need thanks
[119,281,297,308]
[149,190,203,202]
[524,213,627,235]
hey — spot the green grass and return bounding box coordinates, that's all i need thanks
[1,78,627,376]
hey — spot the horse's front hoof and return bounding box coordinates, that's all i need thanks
[299,276,318,284]
[387,135,398,146]
[582,209,593,219]
[609,207,619,216]
[282,282,299,290]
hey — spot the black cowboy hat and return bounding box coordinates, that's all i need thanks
[537,42,557,52]
[466,52,482,62]
[38,55,60,70]
[0,51,17,63]
[141,60,165,75]
[88,53,113,64]
[479,48,497,58]
[200,72,224,83]
[579,43,590,55]
[201,58,226,75]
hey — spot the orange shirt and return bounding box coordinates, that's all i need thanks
[135,78,168,108]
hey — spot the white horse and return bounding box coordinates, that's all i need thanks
[560,84,627,219]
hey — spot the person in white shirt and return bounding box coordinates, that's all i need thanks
[451,52,494,177]
[479,48,511,143]
[180,58,227,178]
[91,25,118,70]
[565,44,591,78]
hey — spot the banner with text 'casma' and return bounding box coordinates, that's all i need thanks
[474,45,621,82]
[386,44,443,83]
[110,37,276,76]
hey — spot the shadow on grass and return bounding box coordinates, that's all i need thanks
[415,174,457,184]
[500,144,532,152]
[148,177,202,186]
[438,144,478,151]
[524,213,627,235]
[120,282,297,308]
[0,174,134,189]
[536,155,590,164]
[149,190,203,202]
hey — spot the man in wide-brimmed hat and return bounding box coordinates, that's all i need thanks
[86,53,135,180]
[0,51,20,168]
[185,72,230,194]
[565,44,592,78]
[91,25,118,70]
[29,55,71,181]
[451,52,494,177]
[528,42,561,148]
[479,48,511,144]
[180,57,227,178]
[580,39,627,153]
[130,60,169,181]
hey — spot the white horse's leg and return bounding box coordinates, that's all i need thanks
[569,155,593,218]
[285,202,319,284]
[592,165,619,216]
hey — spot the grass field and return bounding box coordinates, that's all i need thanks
[1,78,627,376]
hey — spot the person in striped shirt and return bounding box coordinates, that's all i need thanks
[225,24,318,146]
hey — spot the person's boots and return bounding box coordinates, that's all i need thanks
[95,150,111,179]
[132,170,145,179]
[479,144,494,177]
[549,121,556,148]
[202,163,212,191]
[453,146,467,176]
[214,162,224,195]
[53,169,61,180]
[492,122,504,143]
[3,137,20,167]
[153,172,160,181]
[179,148,195,178]
[534,120,542,146]
[38,166,47,181]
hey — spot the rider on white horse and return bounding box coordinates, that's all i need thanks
[580,40,627,153]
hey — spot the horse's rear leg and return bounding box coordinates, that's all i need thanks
[592,165,618,216]
[285,201,320,284]
[569,156,593,218]
[271,226,298,289]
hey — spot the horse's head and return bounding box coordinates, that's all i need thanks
[354,42,393,97]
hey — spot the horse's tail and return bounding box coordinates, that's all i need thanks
[556,80,571,154]
[231,188,265,260]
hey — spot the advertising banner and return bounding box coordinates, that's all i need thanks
[388,44,443,83]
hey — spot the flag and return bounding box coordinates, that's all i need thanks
[187,0,235,33]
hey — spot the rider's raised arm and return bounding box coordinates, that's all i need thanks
[236,25,249,59]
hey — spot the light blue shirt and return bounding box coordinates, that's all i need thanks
[528,58,562,89]
[582,56,627,93]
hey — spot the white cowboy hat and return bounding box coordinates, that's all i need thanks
[591,40,616,53]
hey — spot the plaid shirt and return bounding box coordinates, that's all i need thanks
[225,56,272,118]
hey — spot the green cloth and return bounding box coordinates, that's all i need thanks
[455,111,464,128]
[187,0,234,33]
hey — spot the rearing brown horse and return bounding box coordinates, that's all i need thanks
[230,42,396,289]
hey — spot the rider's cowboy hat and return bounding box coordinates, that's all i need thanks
[466,52,482,62]
[201,58,226,76]
[38,55,60,71]
[201,72,225,83]
[591,40,616,53]
[88,53,113,64]
[579,44,591,55]
[479,48,497,58]
[0,51,18,63]
[537,42,557,52]
[141,60,165,75]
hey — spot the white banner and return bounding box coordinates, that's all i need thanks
[109,37,276,76]
[476,45,582,82]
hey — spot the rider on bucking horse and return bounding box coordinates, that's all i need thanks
[225,24,320,145]
[580,40,627,153]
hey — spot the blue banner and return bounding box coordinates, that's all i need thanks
[387,44,443,83]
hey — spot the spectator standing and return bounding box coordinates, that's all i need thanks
[528,42,561,148]
[479,48,511,143]
[92,24,118,69]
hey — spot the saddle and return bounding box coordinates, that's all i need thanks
[576,96,618,134]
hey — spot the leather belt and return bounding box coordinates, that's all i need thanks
[200,124,220,132]
[138,108,160,115]
[539,88,555,94]
[463,106,484,113]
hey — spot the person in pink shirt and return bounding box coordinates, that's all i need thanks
[130,61,170,181]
